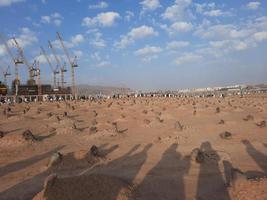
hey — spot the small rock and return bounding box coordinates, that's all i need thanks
[22,130,37,141]
[216,107,220,113]
[218,119,225,124]
[256,120,266,128]
[64,111,68,117]
[90,145,99,156]
[47,152,63,167]
[47,112,53,117]
[90,126,98,134]
[174,121,183,131]
[144,119,151,125]
[142,110,148,114]
[0,131,4,138]
[243,114,254,121]
[220,131,232,139]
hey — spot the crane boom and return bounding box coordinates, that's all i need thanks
[48,40,66,88]
[40,46,57,88]
[0,34,21,81]
[13,37,35,85]
[56,32,78,97]
[48,40,60,69]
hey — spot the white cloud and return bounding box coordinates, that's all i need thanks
[135,45,162,56]
[88,1,108,9]
[253,31,267,41]
[71,34,84,45]
[0,0,25,7]
[162,0,193,21]
[115,25,158,48]
[129,25,158,39]
[195,3,231,17]
[194,24,252,39]
[82,12,120,27]
[51,33,85,50]
[246,1,260,10]
[135,45,162,62]
[73,50,83,58]
[234,41,247,51]
[140,0,161,11]
[90,32,106,48]
[14,27,38,48]
[41,12,63,27]
[175,53,202,65]
[125,11,134,22]
[96,61,111,67]
[166,41,189,49]
[203,9,230,17]
[170,22,192,33]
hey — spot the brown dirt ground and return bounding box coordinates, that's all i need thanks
[0,94,267,200]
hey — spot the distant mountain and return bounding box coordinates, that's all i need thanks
[77,84,133,96]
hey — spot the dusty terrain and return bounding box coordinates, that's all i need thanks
[0,94,267,200]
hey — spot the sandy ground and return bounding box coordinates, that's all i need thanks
[0,94,267,200]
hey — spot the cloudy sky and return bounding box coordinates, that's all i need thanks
[0,0,266,91]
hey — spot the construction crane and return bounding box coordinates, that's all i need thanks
[0,33,22,86]
[35,60,41,96]
[56,32,78,97]
[1,65,11,86]
[40,46,59,88]
[48,40,67,88]
[12,37,36,85]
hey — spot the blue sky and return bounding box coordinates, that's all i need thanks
[0,0,266,91]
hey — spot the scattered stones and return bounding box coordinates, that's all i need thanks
[190,148,205,163]
[218,119,225,124]
[90,126,98,134]
[220,131,232,139]
[174,121,183,131]
[107,102,113,108]
[256,120,266,128]
[64,112,68,117]
[22,130,37,141]
[71,106,75,110]
[90,145,99,157]
[47,152,63,167]
[243,114,254,121]
[216,107,220,113]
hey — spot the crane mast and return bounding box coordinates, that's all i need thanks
[1,66,11,86]
[56,32,78,98]
[0,34,22,85]
[48,40,66,88]
[13,37,36,85]
[40,46,58,88]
